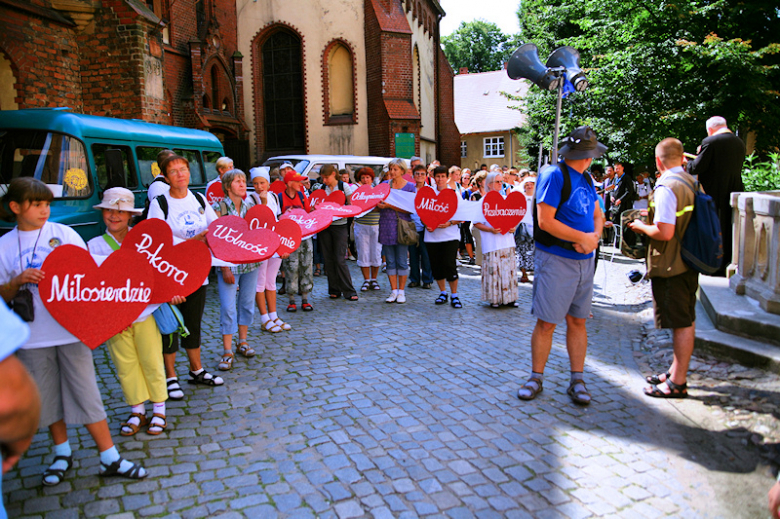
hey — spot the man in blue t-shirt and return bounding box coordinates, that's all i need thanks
[518,126,606,406]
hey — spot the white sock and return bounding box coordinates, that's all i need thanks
[398,290,405,296]
[269,311,278,321]
[43,441,72,484]
[451,292,458,298]
[261,314,271,324]
[99,446,147,477]
[191,368,204,376]
[392,289,399,295]
[131,403,145,415]
[153,402,166,415]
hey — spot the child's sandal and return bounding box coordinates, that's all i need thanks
[147,413,167,435]
[236,341,256,357]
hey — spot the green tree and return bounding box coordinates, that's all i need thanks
[510,0,780,165]
[442,20,520,74]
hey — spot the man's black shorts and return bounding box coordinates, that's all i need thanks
[651,269,699,329]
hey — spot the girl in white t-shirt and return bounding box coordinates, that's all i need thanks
[0,178,147,486]
[473,172,519,308]
[249,167,292,334]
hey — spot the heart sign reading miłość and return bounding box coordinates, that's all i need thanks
[350,183,391,212]
[414,186,458,230]
[244,204,302,255]
[39,245,155,349]
[481,190,527,235]
[122,218,212,303]
[280,208,333,238]
[207,215,280,263]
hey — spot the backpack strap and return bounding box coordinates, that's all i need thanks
[194,191,207,210]
[102,233,121,251]
[155,194,169,220]
[216,199,229,217]
[533,161,578,251]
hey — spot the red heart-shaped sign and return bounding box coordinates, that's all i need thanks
[307,189,325,211]
[403,173,414,183]
[207,215,280,263]
[39,245,155,349]
[123,219,212,303]
[245,205,302,255]
[482,190,527,235]
[319,202,364,217]
[269,180,286,194]
[281,208,333,238]
[414,186,458,230]
[206,182,225,205]
[308,189,345,211]
[351,183,391,212]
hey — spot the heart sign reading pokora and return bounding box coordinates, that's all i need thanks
[244,204,302,255]
[39,245,155,349]
[350,183,391,212]
[281,208,333,238]
[207,215,280,263]
[414,186,458,230]
[122,219,212,303]
[482,190,527,235]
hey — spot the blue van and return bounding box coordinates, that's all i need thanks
[0,108,224,240]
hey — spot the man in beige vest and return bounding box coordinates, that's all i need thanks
[629,138,696,398]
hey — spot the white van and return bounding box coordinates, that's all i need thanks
[262,154,410,182]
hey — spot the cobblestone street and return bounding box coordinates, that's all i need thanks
[3,256,777,518]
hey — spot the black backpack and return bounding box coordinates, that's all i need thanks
[666,174,723,274]
[532,162,594,251]
[136,191,208,222]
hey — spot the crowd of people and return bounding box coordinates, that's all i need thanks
[4,115,773,515]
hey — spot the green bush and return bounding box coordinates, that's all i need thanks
[742,153,780,192]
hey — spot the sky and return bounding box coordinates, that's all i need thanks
[438,0,521,37]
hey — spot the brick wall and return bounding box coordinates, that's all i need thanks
[0,7,82,111]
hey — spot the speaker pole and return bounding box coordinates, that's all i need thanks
[551,78,564,164]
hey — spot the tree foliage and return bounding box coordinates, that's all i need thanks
[442,20,520,74]
[509,0,780,167]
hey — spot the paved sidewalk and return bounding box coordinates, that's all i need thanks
[2,256,776,518]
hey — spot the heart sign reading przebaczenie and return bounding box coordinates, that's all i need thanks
[481,190,527,235]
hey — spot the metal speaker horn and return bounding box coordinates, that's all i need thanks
[507,44,560,91]
[546,46,588,92]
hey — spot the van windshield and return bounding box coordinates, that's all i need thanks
[0,129,91,198]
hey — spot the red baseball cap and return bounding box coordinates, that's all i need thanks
[284,170,306,183]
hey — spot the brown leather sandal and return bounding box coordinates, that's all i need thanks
[120,412,148,436]
[147,413,167,435]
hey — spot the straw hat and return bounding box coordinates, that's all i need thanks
[93,187,142,214]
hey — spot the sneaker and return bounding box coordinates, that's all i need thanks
[385,292,398,303]
[396,293,406,304]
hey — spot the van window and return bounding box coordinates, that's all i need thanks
[0,130,92,198]
[203,151,221,183]
[92,144,137,190]
[173,149,204,184]
[136,146,166,187]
